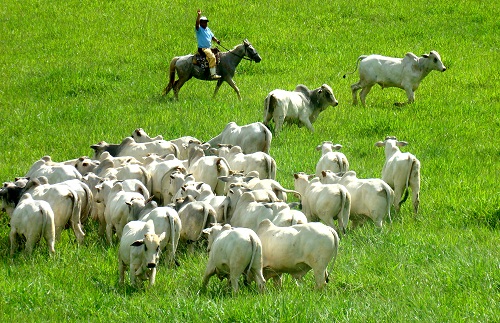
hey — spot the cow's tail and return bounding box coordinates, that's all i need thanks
[81,183,93,224]
[383,182,394,223]
[260,121,272,154]
[342,55,368,78]
[68,189,85,244]
[337,188,350,235]
[197,204,211,241]
[246,234,258,282]
[267,156,277,180]
[167,214,176,266]
[398,157,413,208]
[162,56,179,96]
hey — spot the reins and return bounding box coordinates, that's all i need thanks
[218,43,253,61]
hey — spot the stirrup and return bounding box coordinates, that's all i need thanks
[210,74,221,80]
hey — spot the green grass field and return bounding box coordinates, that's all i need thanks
[1,0,499,321]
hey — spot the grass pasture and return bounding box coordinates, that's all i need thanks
[0,0,499,321]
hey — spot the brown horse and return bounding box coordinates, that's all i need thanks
[162,39,261,101]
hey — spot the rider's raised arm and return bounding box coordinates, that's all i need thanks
[195,9,201,30]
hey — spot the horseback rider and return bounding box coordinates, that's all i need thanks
[195,9,221,80]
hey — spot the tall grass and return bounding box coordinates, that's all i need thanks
[1,0,499,321]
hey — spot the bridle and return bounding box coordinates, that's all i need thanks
[218,42,256,61]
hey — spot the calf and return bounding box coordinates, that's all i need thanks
[263,84,338,135]
[315,141,349,177]
[10,193,56,256]
[293,173,350,234]
[119,220,166,288]
[320,170,394,228]
[202,224,266,293]
[375,136,421,213]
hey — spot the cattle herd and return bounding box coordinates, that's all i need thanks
[0,117,424,292]
[0,49,445,292]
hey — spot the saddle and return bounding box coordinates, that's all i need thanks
[192,48,221,69]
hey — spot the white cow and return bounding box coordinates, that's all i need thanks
[219,172,300,201]
[102,183,147,243]
[142,153,186,204]
[90,137,179,160]
[119,220,166,288]
[10,193,56,256]
[293,173,351,234]
[175,197,217,248]
[224,186,280,223]
[315,141,349,177]
[375,136,421,213]
[140,203,181,266]
[25,157,82,184]
[320,170,394,228]
[131,128,198,161]
[256,219,339,289]
[344,51,446,105]
[131,128,163,142]
[212,145,277,180]
[207,121,272,154]
[186,146,231,196]
[202,224,266,293]
[263,84,338,135]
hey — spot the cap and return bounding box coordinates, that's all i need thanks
[200,16,209,22]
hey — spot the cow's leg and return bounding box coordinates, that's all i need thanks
[25,234,37,255]
[300,117,315,132]
[274,112,285,135]
[313,267,328,289]
[230,271,241,293]
[359,85,373,106]
[129,264,137,288]
[106,223,114,244]
[393,187,403,214]
[119,260,125,285]
[9,230,18,257]
[201,264,216,290]
[404,86,415,104]
[351,81,363,105]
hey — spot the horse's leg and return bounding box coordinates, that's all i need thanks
[163,80,174,96]
[213,79,224,99]
[173,77,190,100]
[223,78,242,101]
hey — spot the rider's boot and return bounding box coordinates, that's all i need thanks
[210,67,221,80]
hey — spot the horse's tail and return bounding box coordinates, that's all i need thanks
[162,57,179,96]
[342,55,367,78]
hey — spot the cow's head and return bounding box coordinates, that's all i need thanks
[422,51,446,72]
[319,84,339,108]
[203,223,231,252]
[131,232,165,269]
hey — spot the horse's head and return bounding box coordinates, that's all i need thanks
[243,39,262,63]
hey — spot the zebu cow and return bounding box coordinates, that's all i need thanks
[293,173,351,234]
[256,219,339,289]
[10,193,56,256]
[211,145,277,180]
[186,146,231,196]
[139,201,181,266]
[375,136,421,213]
[320,170,394,228]
[202,224,266,293]
[90,137,179,160]
[132,128,199,161]
[25,157,82,184]
[344,51,446,105]
[263,84,338,135]
[315,142,349,177]
[207,121,272,154]
[119,220,166,288]
[1,178,85,244]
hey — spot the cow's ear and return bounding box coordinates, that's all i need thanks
[131,240,144,247]
[422,54,429,58]
[396,141,408,147]
[318,89,323,94]
[375,141,385,147]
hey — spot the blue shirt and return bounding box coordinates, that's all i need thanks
[196,26,214,49]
